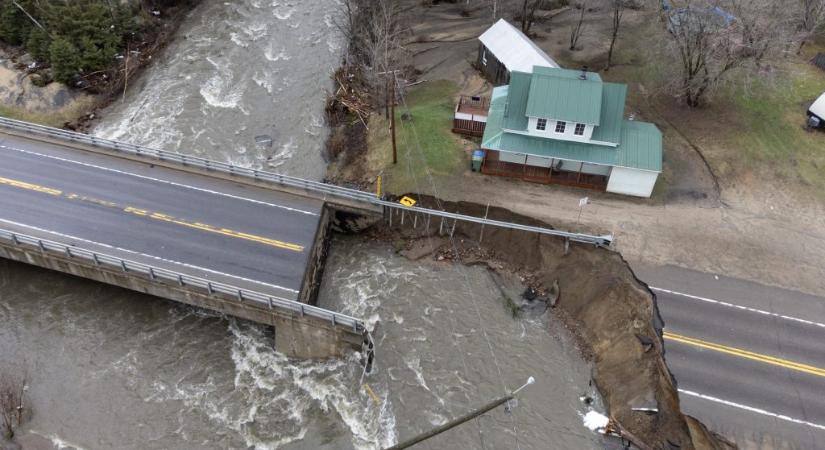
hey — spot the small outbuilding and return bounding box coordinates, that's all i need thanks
[477,19,559,86]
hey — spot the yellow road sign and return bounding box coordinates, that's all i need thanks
[399,196,417,207]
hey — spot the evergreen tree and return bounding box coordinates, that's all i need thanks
[0,1,32,45]
[26,27,50,62]
[49,37,80,84]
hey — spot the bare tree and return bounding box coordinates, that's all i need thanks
[569,1,588,50]
[664,0,791,107]
[605,0,625,70]
[519,0,547,35]
[0,369,28,440]
[800,0,825,32]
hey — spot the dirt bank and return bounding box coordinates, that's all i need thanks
[352,195,734,450]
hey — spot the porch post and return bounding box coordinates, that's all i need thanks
[522,154,528,180]
[576,162,583,183]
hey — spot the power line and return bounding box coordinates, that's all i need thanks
[391,73,523,449]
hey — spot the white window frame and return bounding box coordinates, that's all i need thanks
[536,118,547,131]
[574,123,586,136]
[555,121,567,134]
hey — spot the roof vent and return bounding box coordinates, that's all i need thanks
[579,66,588,80]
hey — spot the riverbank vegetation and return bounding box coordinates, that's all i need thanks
[0,0,196,92]
[0,368,28,441]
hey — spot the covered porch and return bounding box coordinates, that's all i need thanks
[480,150,609,191]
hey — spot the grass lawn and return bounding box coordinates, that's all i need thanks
[729,60,825,192]
[368,80,469,194]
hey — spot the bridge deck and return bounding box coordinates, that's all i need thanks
[0,132,324,301]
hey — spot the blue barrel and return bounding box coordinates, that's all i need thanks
[471,149,485,172]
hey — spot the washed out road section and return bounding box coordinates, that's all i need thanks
[634,264,825,449]
[0,132,325,298]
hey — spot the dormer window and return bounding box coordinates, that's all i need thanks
[536,118,547,131]
[555,121,566,133]
[574,123,586,136]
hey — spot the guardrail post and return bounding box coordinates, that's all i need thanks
[450,217,457,238]
[37,240,45,252]
[177,275,184,286]
[439,217,444,235]
[10,234,18,245]
[401,210,405,225]
[149,267,156,280]
[237,290,243,302]
[426,214,431,234]
[92,253,100,265]
[331,315,336,326]
[120,260,127,272]
[207,282,213,294]
[299,304,304,317]
[268,297,273,309]
[413,213,418,229]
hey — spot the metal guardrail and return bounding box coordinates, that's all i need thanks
[0,116,612,247]
[0,227,367,334]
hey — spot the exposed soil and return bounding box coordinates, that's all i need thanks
[362,195,734,450]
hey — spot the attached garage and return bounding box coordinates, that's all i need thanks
[606,167,659,197]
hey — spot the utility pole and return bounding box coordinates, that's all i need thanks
[386,377,535,450]
[390,75,397,165]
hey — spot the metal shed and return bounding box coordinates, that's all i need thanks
[477,19,559,85]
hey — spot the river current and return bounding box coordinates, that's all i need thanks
[1,1,602,448]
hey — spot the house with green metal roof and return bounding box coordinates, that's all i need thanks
[479,66,663,197]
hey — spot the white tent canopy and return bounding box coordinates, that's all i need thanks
[478,19,559,73]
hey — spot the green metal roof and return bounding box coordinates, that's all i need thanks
[482,86,662,172]
[524,67,603,125]
[590,83,627,145]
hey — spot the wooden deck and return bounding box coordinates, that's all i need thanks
[452,95,489,137]
[456,95,490,116]
[481,159,609,191]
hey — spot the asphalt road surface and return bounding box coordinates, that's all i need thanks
[634,263,825,449]
[0,132,324,300]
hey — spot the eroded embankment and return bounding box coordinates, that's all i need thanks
[343,195,734,450]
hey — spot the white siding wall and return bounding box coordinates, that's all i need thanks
[606,167,659,198]
[500,151,527,164]
[582,163,611,176]
[527,117,594,142]
[526,155,552,168]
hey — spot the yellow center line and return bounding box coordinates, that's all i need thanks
[664,331,825,378]
[0,175,62,196]
[0,175,304,253]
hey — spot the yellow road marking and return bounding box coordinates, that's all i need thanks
[1,175,304,253]
[0,175,62,196]
[664,331,825,378]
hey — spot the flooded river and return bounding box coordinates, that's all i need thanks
[0,1,602,448]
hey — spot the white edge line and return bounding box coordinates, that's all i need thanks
[0,143,319,217]
[650,286,825,329]
[0,218,299,295]
[678,388,825,432]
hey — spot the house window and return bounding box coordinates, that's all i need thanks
[574,123,586,136]
[555,121,567,133]
[536,118,547,131]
